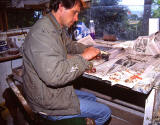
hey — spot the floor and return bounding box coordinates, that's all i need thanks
[0,113,131,125]
[108,115,131,125]
[82,88,144,125]
[0,98,143,125]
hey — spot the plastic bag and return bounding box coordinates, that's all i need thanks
[74,22,90,40]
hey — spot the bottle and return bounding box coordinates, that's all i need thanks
[89,20,95,39]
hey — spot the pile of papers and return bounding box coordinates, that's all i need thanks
[85,52,160,93]
[78,34,160,94]
[113,31,160,56]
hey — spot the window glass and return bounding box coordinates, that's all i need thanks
[78,0,160,40]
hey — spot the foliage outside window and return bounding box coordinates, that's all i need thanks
[77,0,159,40]
[151,0,160,17]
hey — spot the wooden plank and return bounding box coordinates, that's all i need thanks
[0,53,22,62]
[4,10,8,31]
[0,11,3,31]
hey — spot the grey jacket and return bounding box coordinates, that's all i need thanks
[22,12,90,116]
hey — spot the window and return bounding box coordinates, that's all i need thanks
[78,0,159,40]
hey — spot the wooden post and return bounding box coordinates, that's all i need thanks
[142,0,152,35]
[0,10,3,31]
[4,9,8,31]
[0,9,8,32]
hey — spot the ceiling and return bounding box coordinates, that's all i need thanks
[0,0,49,9]
[0,0,90,9]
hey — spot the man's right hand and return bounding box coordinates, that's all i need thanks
[81,47,100,61]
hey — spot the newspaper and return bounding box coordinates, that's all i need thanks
[76,35,119,47]
[113,31,160,56]
[84,48,160,94]
[77,35,96,45]
[81,33,160,94]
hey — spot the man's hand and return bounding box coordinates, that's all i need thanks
[67,54,73,59]
[81,47,100,61]
[85,67,96,73]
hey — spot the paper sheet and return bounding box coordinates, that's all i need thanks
[77,35,96,45]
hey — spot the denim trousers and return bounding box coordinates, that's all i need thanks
[45,89,111,125]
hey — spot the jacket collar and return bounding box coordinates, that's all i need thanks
[48,12,63,34]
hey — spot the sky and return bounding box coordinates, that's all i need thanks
[119,0,144,6]
[119,0,144,16]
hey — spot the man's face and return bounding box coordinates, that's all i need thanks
[60,3,80,28]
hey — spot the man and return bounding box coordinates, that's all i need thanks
[22,0,111,125]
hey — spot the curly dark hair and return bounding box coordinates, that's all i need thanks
[49,0,84,12]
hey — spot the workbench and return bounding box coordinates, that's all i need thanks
[79,39,160,125]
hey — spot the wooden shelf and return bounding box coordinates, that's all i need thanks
[0,53,22,62]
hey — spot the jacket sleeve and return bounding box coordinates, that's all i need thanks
[24,23,90,87]
[63,29,88,54]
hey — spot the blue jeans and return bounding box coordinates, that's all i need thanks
[45,90,111,125]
